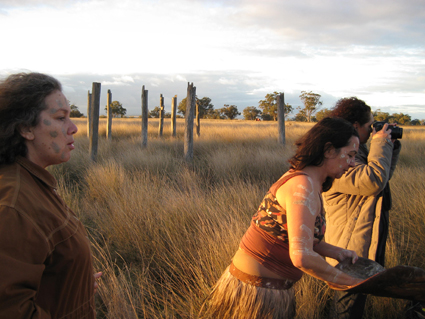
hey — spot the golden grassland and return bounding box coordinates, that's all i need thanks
[51,118,425,318]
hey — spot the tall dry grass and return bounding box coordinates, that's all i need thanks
[50,119,425,318]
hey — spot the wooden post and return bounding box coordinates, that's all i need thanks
[141,86,148,149]
[195,100,200,137]
[89,82,101,161]
[106,89,112,140]
[184,83,196,162]
[87,91,92,137]
[171,95,177,137]
[158,94,164,137]
[277,92,286,145]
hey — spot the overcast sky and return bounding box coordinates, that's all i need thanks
[1,0,424,119]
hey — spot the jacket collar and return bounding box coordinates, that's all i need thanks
[16,156,57,189]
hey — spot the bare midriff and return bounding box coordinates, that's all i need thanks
[232,248,290,280]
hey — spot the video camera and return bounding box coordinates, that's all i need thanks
[373,121,403,139]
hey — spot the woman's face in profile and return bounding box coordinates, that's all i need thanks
[21,90,78,168]
[327,135,359,179]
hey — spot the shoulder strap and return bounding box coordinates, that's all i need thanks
[269,171,308,197]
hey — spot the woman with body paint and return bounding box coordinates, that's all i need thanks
[200,117,363,319]
[0,73,100,319]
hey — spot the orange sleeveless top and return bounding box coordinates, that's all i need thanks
[240,171,326,282]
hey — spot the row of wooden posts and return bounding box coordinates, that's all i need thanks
[86,82,286,162]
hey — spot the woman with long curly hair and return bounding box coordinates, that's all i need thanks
[200,117,363,319]
[0,72,100,318]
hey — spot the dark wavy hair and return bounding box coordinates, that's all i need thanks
[289,117,359,191]
[330,97,372,125]
[0,72,62,165]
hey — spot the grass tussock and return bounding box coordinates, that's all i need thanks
[49,119,425,318]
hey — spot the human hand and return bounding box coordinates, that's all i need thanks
[336,249,358,264]
[372,123,392,140]
[94,272,102,294]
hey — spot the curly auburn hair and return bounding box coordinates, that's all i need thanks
[330,97,372,126]
[288,117,359,191]
[0,72,62,165]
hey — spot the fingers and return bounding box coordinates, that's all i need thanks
[372,123,392,140]
[382,123,391,134]
[94,272,103,279]
[338,249,358,264]
[94,272,102,294]
[347,249,358,264]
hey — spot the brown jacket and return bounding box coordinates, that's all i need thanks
[0,157,95,319]
[323,137,401,266]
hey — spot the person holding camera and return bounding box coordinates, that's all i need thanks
[323,97,402,319]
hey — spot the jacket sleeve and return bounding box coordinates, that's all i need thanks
[330,137,394,197]
[0,206,51,319]
[388,140,401,180]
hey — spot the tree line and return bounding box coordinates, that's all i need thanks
[69,92,424,125]
[70,101,127,118]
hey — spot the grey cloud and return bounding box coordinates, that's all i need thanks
[224,0,425,48]
[34,69,425,120]
[56,71,350,119]
[56,71,425,118]
[4,68,423,120]
[59,71,288,116]
[359,60,425,95]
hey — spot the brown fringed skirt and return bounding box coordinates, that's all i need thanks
[199,262,296,319]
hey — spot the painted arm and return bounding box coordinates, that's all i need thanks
[278,175,361,286]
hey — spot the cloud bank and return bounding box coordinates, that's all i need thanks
[0,0,424,119]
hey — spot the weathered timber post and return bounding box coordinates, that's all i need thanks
[141,86,148,149]
[87,91,92,137]
[184,83,196,162]
[277,92,286,145]
[89,82,101,161]
[171,95,177,137]
[158,94,164,137]
[106,89,112,140]
[195,100,200,137]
